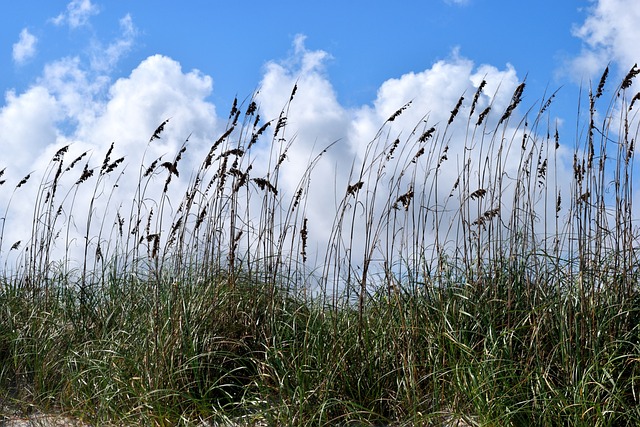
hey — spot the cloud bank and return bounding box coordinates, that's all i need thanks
[0,0,634,276]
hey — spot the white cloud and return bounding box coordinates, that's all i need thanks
[254,39,535,271]
[90,14,137,72]
[1,31,566,283]
[12,28,37,65]
[444,0,470,5]
[52,0,99,28]
[570,0,640,78]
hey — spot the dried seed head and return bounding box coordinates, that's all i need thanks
[274,116,287,137]
[347,181,364,196]
[249,120,271,149]
[16,174,31,189]
[629,92,640,112]
[476,106,491,126]
[411,147,425,163]
[418,127,436,143]
[150,119,170,142]
[448,177,460,198]
[229,97,238,119]
[393,187,414,211]
[75,164,93,184]
[386,138,400,161]
[195,206,207,230]
[101,142,114,174]
[104,157,124,175]
[245,101,257,116]
[300,217,308,263]
[53,145,69,162]
[499,82,526,125]
[595,66,609,99]
[217,148,244,160]
[448,95,464,125]
[387,101,412,122]
[578,191,590,203]
[621,63,639,91]
[253,177,278,195]
[292,187,304,211]
[144,158,161,177]
[469,188,487,200]
[66,151,88,172]
[161,161,179,177]
[470,80,486,117]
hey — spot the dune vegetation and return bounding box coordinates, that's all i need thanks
[1,66,640,426]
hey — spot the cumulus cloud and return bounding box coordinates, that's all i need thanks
[51,0,99,28]
[12,28,37,65]
[1,28,562,280]
[569,0,640,78]
[0,50,218,266]
[253,39,542,271]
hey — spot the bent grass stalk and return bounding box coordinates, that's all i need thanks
[0,70,639,425]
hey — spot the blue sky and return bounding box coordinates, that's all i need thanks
[1,0,638,266]
[0,1,615,108]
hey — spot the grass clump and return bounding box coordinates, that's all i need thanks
[1,68,640,426]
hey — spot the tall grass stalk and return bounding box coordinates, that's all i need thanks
[1,69,640,425]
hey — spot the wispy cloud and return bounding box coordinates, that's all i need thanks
[90,14,137,72]
[12,28,37,65]
[51,0,99,28]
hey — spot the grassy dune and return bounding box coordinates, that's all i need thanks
[1,67,640,426]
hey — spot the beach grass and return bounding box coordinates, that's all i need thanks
[1,67,640,426]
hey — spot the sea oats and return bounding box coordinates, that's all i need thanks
[595,65,609,99]
[470,79,486,116]
[448,95,464,125]
[499,82,526,125]
[292,187,304,211]
[248,121,271,149]
[66,151,88,172]
[387,101,411,122]
[228,97,238,119]
[16,173,31,188]
[385,138,400,161]
[347,181,364,196]
[143,158,161,178]
[245,101,257,116]
[53,145,69,162]
[300,217,308,263]
[628,92,640,112]
[289,84,298,102]
[274,116,287,137]
[477,106,491,126]
[101,142,115,174]
[469,188,487,200]
[253,177,278,195]
[393,187,414,211]
[621,63,639,91]
[75,165,93,185]
[411,147,425,163]
[418,126,436,143]
[150,118,170,142]
[104,157,124,175]
[217,148,244,160]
